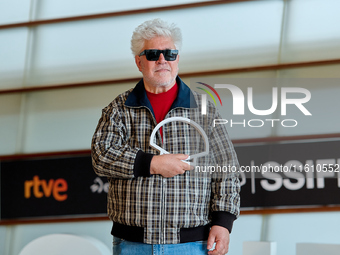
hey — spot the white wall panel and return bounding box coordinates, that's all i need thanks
[27,17,141,86]
[243,241,277,255]
[281,0,340,62]
[0,94,22,155]
[266,212,340,255]
[275,75,340,136]
[296,243,340,255]
[0,226,7,255]
[279,64,340,78]
[0,28,28,89]
[36,0,215,20]
[229,215,263,255]
[0,0,30,25]
[21,83,133,153]
[28,0,283,87]
[174,0,283,73]
[277,65,340,136]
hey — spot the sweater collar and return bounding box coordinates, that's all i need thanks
[125,76,198,110]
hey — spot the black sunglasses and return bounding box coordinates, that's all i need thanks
[139,49,178,61]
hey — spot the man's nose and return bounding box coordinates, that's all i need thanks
[157,53,166,63]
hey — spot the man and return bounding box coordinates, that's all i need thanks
[92,19,240,255]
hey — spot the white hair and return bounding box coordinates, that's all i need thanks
[131,18,182,56]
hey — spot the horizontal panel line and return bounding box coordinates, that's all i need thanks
[233,133,340,144]
[0,149,91,161]
[1,206,340,225]
[0,0,255,29]
[1,58,340,95]
[240,206,340,215]
[0,216,110,226]
[1,133,339,160]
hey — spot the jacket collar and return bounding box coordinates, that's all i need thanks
[125,76,198,110]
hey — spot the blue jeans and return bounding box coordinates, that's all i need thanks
[112,236,208,255]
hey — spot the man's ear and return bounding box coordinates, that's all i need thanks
[135,55,142,72]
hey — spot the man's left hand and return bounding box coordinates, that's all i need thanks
[207,225,230,255]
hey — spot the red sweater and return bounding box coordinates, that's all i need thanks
[146,83,178,138]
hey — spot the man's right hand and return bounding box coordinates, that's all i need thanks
[150,154,193,177]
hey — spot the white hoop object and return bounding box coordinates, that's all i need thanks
[19,234,111,255]
[149,117,209,164]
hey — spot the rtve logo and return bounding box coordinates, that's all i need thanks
[24,175,68,201]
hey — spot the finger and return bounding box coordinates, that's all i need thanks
[208,241,228,255]
[175,154,190,160]
[214,241,226,254]
[207,249,220,255]
[207,246,219,255]
[206,233,215,250]
[207,248,223,255]
[181,161,193,171]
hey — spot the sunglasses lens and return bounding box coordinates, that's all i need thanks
[164,50,178,61]
[143,50,178,61]
[145,50,160,61]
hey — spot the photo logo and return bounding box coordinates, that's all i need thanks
[196,82,222,114]
[196,81,312,128]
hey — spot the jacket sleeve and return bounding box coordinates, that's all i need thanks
[91,107,154,179]
[209,110,241,233]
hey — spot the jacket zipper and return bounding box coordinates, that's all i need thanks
[140,106,165,244]
[129,106,184,244]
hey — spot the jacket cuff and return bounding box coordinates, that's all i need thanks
[133,150,154,177]
[211,211,237,233]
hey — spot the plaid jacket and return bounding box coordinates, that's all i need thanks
[91,76,240,244]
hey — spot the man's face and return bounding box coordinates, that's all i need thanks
[135,36,179,93]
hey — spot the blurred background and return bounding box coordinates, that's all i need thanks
[1,0,340,254]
